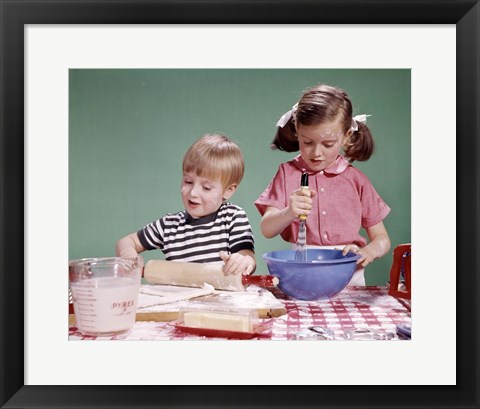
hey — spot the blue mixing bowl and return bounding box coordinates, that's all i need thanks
[262,249,360,301]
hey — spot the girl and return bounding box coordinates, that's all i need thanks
[255,84,391,285]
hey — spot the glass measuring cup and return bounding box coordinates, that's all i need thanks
[69,256,143,336]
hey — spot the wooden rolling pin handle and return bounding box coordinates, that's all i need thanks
[242,275,279,287]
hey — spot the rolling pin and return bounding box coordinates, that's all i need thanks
[143,260,278,291]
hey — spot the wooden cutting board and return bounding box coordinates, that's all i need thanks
[135,306,286,322]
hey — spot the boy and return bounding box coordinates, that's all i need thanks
[116,133,256,276]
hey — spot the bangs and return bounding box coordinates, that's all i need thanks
[182,137,244,188]
[184,155,226,182]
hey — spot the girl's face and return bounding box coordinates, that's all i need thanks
[297,119,349,172]
[181,172,236,218]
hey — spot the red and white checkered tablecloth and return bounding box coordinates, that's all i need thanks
[69,286,411,341]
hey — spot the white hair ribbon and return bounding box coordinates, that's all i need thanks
[350,114,371,132]
[276,103,298,128]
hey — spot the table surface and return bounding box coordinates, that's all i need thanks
[69,286,411,341]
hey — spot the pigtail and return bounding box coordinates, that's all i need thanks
[270,117,299,152]
[344,122,375,162]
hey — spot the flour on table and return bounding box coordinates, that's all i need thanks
[137,284,283,312]
[137,283,215,308]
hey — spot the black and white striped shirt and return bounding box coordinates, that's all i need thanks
[137,202,255,263]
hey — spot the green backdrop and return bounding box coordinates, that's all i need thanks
[69,69,410,285]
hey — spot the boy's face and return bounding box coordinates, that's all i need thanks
[181,172,236,219]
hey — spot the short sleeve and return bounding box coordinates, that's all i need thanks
[360,181,391,228]
[137,218,165,250]
[228,208,255,254]
[255,165,288,215]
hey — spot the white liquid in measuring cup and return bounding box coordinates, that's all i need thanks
[70,277,140,336]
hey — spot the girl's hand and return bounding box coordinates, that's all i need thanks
[342,222,391,268]
[219,251,255,276]
[288,188,317,219]
[341,244,377,268]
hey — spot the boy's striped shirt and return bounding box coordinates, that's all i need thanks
[137,202,254,263]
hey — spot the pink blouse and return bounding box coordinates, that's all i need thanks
[255,155,391,247]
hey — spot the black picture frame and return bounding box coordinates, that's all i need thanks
[1,1,478,408]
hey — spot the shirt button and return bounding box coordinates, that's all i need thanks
[320,171,324,175]
[323,233,328,239]
[322,210,326,215]
[320,187,325,192]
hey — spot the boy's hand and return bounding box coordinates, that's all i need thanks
[119,248,139,259]
[115,233,145,258]
[219,251,255,276]
[288,188,317,220]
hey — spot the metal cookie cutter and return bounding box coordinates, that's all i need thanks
[293,326,335,340]
[344,327,395,340]
[396,324,411,339]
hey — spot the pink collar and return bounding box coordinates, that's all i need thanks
[292,154,351,175]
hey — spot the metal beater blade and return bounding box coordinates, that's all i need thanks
[294,172,309,261]
[295,220,307,261]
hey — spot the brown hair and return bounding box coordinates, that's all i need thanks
[182,133,245,189]
[271,84,374,162]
